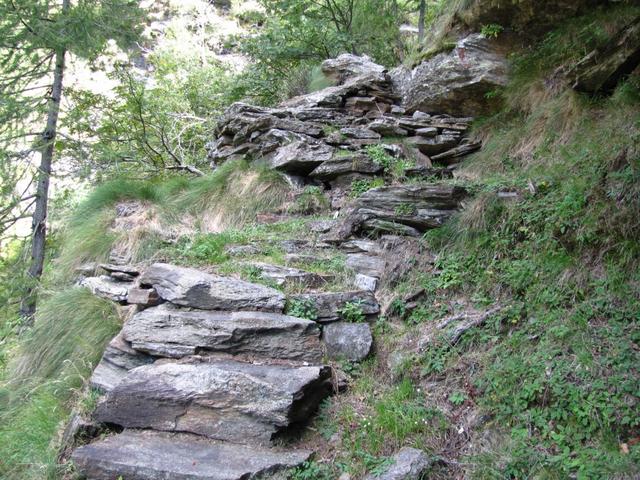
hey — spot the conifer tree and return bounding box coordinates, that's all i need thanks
[0,0,144,318]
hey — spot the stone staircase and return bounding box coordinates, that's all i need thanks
[70,53,483,479]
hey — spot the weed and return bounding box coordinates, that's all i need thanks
[480,23,503,38]
[350,178,384,198]
[286,298,318,321]
[340,301,366,323]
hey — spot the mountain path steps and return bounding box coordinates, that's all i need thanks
[69,54,482,479]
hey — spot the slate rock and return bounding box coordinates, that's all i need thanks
[122,305,322,363]
[346,253,386,278]
[364,447,431,480]
[354,274,378,292]
[139,263,286,312]
[391,34,508,117]
[81,276,129,303]
[289,291,380,323]
[72,430,312,480]
[127,286,161,307]
[309,154,383,180]
[94,361,332,445]
[323,322,373,362]
[247,262,329,288]
[268,140,335,175]
[90,332,154,392]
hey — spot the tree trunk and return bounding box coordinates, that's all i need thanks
[418,0,426,43]
[20,1,69,320]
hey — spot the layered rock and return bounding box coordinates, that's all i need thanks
[94,361,332,445]
[72,430,312,480]
[391,34,508,117]
[331,184,467,239]
[122,305,323,362]
[289,291,379,323]
[323,322,373,362]
[140,263,286,312]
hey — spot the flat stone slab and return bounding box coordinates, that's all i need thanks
[247,262,330,288]
[122,305,322,363]
[90,332,154,392]
[323,322,373,362]
[94,361,331,445]
[289,291,379,323]
[139,263,285,312]
[346,253,386,278]
[72,430,312,480]
[81,276,129,303]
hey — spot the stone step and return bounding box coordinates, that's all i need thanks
[72,430,311,480]
[289,290,379,323]
[94,360,332,445]
[245,262,331,288]
[122,304,322,363]
[140,263,286,312]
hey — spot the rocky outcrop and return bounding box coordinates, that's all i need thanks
[81,276,129,303]
[570,16,640,94]
[71,430,312,480]
[323,322,373,362]
[289,291,379,323]
[140,263,286,312]
[330,184,467,239]
[94,361,331,445]
[122,305,323,362]
[391,34,508,117]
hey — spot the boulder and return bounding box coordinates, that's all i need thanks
[139,263,286,312]
[363,447,431,480]
[122,305,322,363]
[322,322,373,362]
[127,286,161,307]
[354,274,378,292]
[321,53,386,83]
[81,276,129,303]
[289,291,380,323]
[391,34,508,117]
[94,361,332,445]
[570,17,640,94]
[71,430,312,480]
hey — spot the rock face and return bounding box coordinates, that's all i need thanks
[364,447,431,480]
[332,184,467,239]
[392,34,508,117]
[289,291,380,323]
[71,430,312,480]
[246,262,329,288]
[323,322,373,362]
[94,361,332,445]
[140,263,286,312]
[122,305,322,362]
[81,276,129,303]
[570,17,640,94]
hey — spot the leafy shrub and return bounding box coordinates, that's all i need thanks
[350,178,384,198]
[286,298,318,321]
[481,23,504,38]
[340,301,366,323]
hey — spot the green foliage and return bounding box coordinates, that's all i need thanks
[340,301,366,323]
[350,178,385,198]
[286,298,318,321]
[365,144,414,179]
[448,391,467,406]
[0,289,120,478]
[480,23,503,38]
[289,460,336,480]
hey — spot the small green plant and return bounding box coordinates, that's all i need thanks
[448,391,467,406]
[366,144,395,172]
[350,178,384,198]
[286,298,318,321]
[340,300,366,323]
[481,23,504,38]
[289,460,335,480]
[394,203,416,216]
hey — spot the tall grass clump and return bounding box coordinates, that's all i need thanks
[0,288,119,479]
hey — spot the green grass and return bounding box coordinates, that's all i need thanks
[0,289,120,479]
